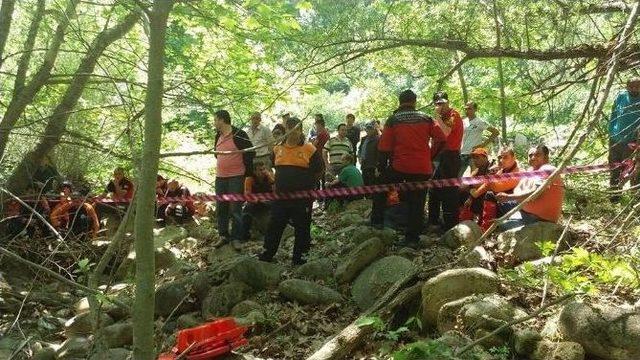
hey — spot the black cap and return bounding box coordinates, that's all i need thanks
[433,91,449,104]
[398,89,417,104]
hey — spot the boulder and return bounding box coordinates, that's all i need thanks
[294,258,334,280]
[278,279,343,305]
[335,237,386,283]
[352,256,415,310]
[155,280,194,317]
[421,268,500,328]
[177,312,202,329]
[436,330,494,360]
[191,270,220,302]
[441,220,483,249]
[437,296,479,333]
[460,246,493,268]
[532,340,585,360]
[422,246,455,268]
[201,282,252,319]
[497,222,572,264]
[228,257,283,290]
[559,301,640,360]
[32,346,56,360]
[351,225,397,246]
[64,312,114,337]
[231,300,263,317]
[74,297,128,321]
[95,322,133,348]
[56,337,91,359]
[514,328,543,356]
[459,294,527,331]
[236,310,267,326]
[339,212,364,226]
[116,246,176,279]
[206,243,242,263]
[88,348,131,360]
[154,226,188,246]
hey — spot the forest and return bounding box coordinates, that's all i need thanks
[0,0,639,359]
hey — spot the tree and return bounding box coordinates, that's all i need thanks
[132,1,173,358]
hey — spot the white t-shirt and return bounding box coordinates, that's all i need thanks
[246,124,275,157]
[461,117,489,154]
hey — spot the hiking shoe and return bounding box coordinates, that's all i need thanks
[257,253,274,263]
[292,258,307,266]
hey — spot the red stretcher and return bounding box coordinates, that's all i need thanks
[158,318,248,360]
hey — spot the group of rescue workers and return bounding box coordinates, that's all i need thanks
[4,77,640,268]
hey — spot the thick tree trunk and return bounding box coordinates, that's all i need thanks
[493,0,508,141]
[132,1,173,359]
[0,0,79,160]
[12,0,46,97]
[6,10,140,195]
[0,0,16,69]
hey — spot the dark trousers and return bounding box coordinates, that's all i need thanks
[362,168,377,186]
[215,176,244,240]
[371,170,429,243]
[459,191,484,215]
[428,150,461,231]
[609,140,634,195]
[241,202,270,240]
[262,200,313,262]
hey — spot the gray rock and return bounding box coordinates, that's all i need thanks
[532,340,585,360]
[441,220,483,249]
[64,312,114,337]
[154,226,188,246]
[278,279,343,305]
[115,246,176,279]
[228,256,283,290]
[460,246,493,268]
[56,337,91,359]
[295,258,334,280]
[559,301,640,360]
[191,271,219,302]
[155,247,177,270]
[88,348,132,360]
[74,296,130,322]
[96,322,133,348]
[421,268,500,329]
[514,328,543,356]
[335,237,386,284]
[177,312,202,329]
[231,300,263,317]
[459,294,528,332]
[206,243,242,263]
[436,331,494,360]
[236,310,267,326]
[340,212,364,226]
[201,282,252,319]
[352,256,415,310]
[497,222,572,264]
[32,346,57,360]
[352,225,397,246]
[155,280,193,317]
[422,246,455,268]
[437,296,479,334]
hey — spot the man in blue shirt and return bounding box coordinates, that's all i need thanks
[609,78,640,201]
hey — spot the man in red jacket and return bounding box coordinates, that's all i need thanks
[370,89,446,248]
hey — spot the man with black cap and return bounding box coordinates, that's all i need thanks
[428,91,464,232]
[370,89,446,248]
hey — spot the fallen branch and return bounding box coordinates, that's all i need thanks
[455,292,580,356]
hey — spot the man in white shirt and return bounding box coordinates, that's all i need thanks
[246,112,275,168]
[459,101,499,176]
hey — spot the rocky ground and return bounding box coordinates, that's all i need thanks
[0,193,639,360]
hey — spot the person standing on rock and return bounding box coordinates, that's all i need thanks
[459,101,499,177]
[496,145,564,230]
[259,117,324,265]
[357,121,380,186]
[246,112,275,169]
[427,91,464,233]
[609,77,640,202]
[370,89,446,249]
[213,109,255,249]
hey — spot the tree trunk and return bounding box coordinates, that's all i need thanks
[6,9,140,195]
[454,51,469,104]
[0,0,79,160]
[0,0,16,69]
[12,0,46,97]
[493,0,508,141]
[132,1,173,359]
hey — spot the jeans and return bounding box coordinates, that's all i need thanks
[262,200,313,263]
[215,175,244,240]
[371,170,429,244]
[428,150,461,230]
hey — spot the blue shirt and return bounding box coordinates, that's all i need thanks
[609,90,640,144]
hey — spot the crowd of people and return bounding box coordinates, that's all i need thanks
[6,77,639,266]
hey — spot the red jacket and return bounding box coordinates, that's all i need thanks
[378,106,446,175]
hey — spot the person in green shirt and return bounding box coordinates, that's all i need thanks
[327,154,364,206]
[609,77,640,202]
